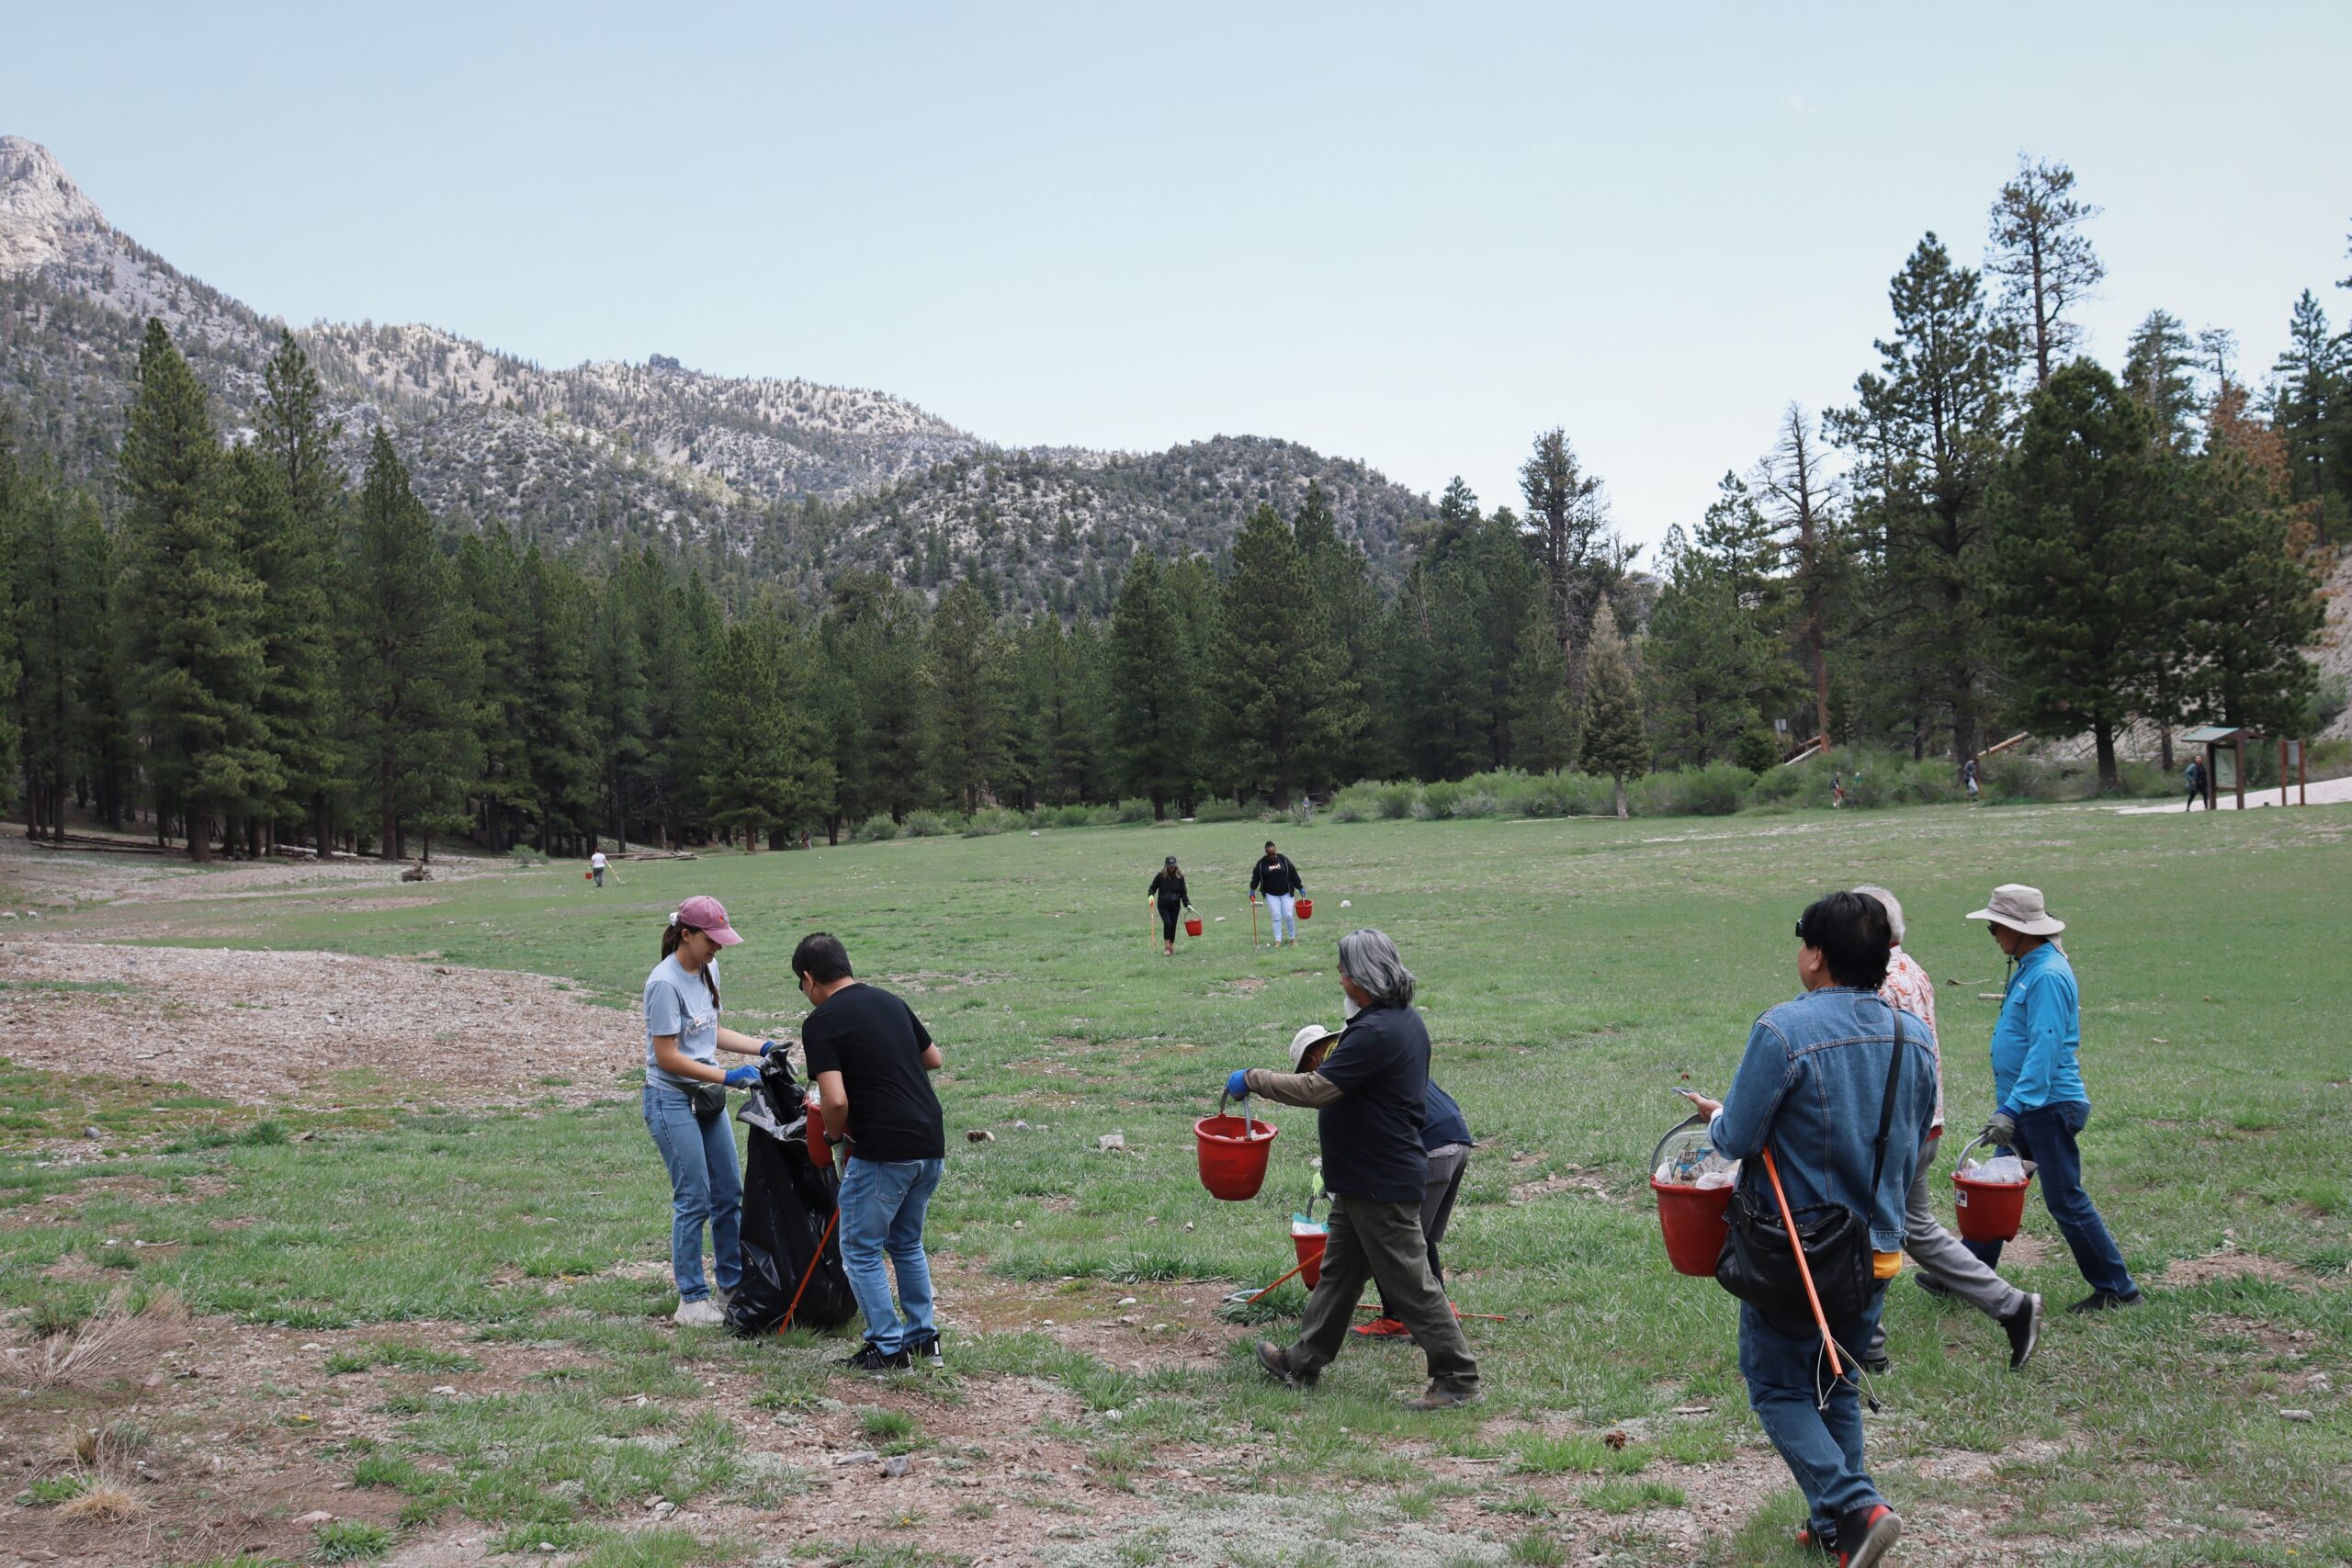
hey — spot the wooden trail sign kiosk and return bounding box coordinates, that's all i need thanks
[2181,725,2250,810]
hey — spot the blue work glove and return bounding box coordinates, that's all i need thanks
[1225,1069,1250,1099]
[759,1040,781,1058]
[722,1066,761,1089]
[1986,1107,2018,1147]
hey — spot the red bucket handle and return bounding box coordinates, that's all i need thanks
[1951,1131,2037,1180]
[1216,1087,1269,1138]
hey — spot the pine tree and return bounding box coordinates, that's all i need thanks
[1295,485,1377,779]
[1221,504,1355,807]
[698,617,793,846]
[1578,604,1649,818]
[925,578,1011,814]
[2181,386,2325,733]
[1986,154,2104,389]
[0,420,25,816]
[117,320,279,861]
[344,428,481,859]
[1508,593,1578,771]
[460,525,535,849]
[11,468,111,841]
[1830,234,2014,761]
[1755,404,1846,750]
[586,570,652,848]
[2122,310,2200,453]
[1518,429,1630,669]
[1107,551,1198,818]
[517,550,599,851]
[2268,289,2347,542]
[1987,364,2166,787]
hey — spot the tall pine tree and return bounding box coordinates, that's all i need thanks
[1221,505,1354,807]
[1578,604,1649,818]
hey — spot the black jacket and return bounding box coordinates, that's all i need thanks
[1249,854,1303,897]
[1148,872,1192,907]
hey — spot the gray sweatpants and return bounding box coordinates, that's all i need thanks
[1868,1132,2026,1359]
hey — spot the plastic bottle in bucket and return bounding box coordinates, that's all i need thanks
[1649,1113,1738,1277]
[1295,897,1313,920]
[1951,1133,2033,1243]
[1292,1193,1329,1288]
[1194,1089,1278,1200]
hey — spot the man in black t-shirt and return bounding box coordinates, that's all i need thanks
[1232,929,1479,1409]
[795,932,947,1372]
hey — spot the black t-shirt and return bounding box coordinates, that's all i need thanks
[1251,854,1303,897]
[1314,1004,1430,1202]
[800,984,945,1162]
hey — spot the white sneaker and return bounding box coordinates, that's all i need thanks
[673,1298,724,1327]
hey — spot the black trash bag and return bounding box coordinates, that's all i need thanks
[727,1055,856,1337]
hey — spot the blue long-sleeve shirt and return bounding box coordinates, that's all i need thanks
[1990,942,2087,1115]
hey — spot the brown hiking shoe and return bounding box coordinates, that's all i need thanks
[1254,1339,1311,1387]
[1408,1382,1479,1411]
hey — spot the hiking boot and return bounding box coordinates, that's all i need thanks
[906,1330,944,1370]
[1860,1350,1891,1376]
[839,1340,912,1372]
[1351,1316,1411,1339]
[2066,1289,2144,1314]
[1407,1382,1478,1411]
[1253,1339,1312,1387]
[2003,1293,2043,1371]
[672,1298,724,1328]
[1835,1504,1901,1567]
[1915,1275,1952,1300]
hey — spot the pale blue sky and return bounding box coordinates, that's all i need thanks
[8,2,2349,547]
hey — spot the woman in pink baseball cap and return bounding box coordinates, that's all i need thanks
[643,895,779,1327]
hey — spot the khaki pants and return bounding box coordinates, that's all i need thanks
[1286,1192,1479,1394]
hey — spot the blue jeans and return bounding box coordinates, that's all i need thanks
[1740,1292,1888,1543]
[837,1155,944,1352]
[642,1082,742,1303]
[1262,893,1296,942]
[1962,1100,2137,1297]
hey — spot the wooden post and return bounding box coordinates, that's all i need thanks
[2233,737,2246,812]
[2301,739,2308,807]
[2281,739,2290,808]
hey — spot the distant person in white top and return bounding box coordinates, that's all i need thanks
[591,850,608,888]
[1853,885,2042,1374]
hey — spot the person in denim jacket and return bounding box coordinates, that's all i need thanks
[1962,884,2142,1313]
[1686,892,1937,1568]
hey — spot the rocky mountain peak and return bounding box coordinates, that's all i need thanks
[0,136,115,274]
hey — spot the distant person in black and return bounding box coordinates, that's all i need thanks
[2184,758,2207,811]
[1250,840,1306,946]
[1147,856,1195,955]
[795,932,947,1372]
[1231,928,1479,1409]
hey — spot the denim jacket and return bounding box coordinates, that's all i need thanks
[1707,987,1939,1252]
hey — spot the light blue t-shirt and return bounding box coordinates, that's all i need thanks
[644,953,720,1089]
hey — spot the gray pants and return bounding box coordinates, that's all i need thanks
[1869,1132,2026,1356]
[1377,1143,1469,1318]
[1288,1191,1479,1395]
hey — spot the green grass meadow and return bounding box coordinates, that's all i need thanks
[5,800,2350,1564]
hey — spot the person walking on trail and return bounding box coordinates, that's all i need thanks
[2183,757,2207,811]
[591,848,608,888]
[1147,855,1195,956]
[1230,929,1480,1410]
[795,931,950,1371]
[1250,840,1306,946]
[1683,892,1936,1567]
[1962,758,1981,802]
[643,896,785,1326]
[1852,886,2042,1374]
[1963,885,2143,1314]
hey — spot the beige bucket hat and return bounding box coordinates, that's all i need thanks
[1966,883,2066,936]
[1288,1023,1340,1069]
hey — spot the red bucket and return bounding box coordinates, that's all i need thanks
[1184,917,1204,937]
[1194,1094,1278,1201]
[1295,897,1313,920]
[1651,1179,1735,1277]
[804,1089,832,1170]
[1950,1134,2032,1243]
[1293,1224,1327,1289]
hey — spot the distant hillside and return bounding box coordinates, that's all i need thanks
[0,134,1431,601]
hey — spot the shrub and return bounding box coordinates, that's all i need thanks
[1192,797,1258,823]
[1451,788,1499,819]
[899,809,954,838]
[1649,761,1751,816]
[1733,729,1781,773]
[853,813,898,842]
[1114,797,1156,824]
[1421,779,1464,819]
[960,807,1023,838]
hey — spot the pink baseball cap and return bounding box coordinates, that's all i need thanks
[675,895,742,946]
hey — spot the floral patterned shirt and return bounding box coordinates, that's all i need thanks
[1879,946,1944,1130]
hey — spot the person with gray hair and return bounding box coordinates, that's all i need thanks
[1852,886,2042,1373]
[1221,928,1480,1408]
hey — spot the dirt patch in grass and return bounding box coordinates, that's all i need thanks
[1506,1169,1618,1205]
[2163,1248,2311,1290]
[0,939,635,1115]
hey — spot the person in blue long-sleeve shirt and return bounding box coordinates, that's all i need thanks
[1962,884,2142,1313]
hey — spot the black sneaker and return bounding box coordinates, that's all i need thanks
[2066,1289,2143,1314]
[838,1340,911,1372]
[905,1331,944,1369]
[2003,1293,2043,1370]
[1835,1504,1901,1567]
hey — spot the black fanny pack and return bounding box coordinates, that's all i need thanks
[1716,1008,1905,1325]
[683,1079,729,1119]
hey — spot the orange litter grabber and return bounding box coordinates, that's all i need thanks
[1759,1146,1842,1379]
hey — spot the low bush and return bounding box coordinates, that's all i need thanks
[852,813,898,842]
[1113,797,1156,824]
[960,807,1023,838]
[899,809,955,838]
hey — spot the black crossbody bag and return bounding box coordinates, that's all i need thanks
[1715,1008,1905,1325]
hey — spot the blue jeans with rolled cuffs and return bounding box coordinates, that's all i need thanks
[838,1155,945,1353]
[642,1082,742,1303]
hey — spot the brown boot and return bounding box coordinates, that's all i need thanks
[1408,1382,1478,1410]
[1254,1340,1306,1387]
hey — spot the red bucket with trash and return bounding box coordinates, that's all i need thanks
[1291,1193,1329,1289]
[1951,1133,2034,1243]
[803,1089,831,1170]
[1184,916,1204,937]
[1295,897,1313,921]
[1649,1112,1738,1277]
[1195,1090,1278,1200]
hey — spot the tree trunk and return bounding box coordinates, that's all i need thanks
[2158,728,2174,771]
[188,808,212,863]
[1612,777,1629,820]
[2093,717,2119,789]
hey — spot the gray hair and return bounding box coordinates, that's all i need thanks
[1854,885,1905,945]
[1337,927,1416,1009]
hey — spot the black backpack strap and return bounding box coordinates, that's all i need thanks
[1867,1004,1906,1203]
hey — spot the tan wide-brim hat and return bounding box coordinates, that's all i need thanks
[1966,883,2066,936]
[1288,1023,1340,1069]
